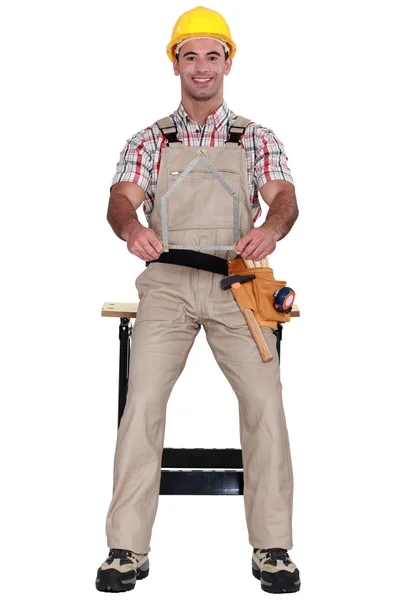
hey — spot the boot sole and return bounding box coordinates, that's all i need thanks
[96,565,149,593]
[252,565,300,594]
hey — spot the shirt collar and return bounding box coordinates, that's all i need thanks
[174,100,232,132]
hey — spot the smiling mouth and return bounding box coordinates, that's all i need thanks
[192,77,213,85]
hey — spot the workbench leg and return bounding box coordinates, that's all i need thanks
[118,317,131,427]
[274,324,282,362]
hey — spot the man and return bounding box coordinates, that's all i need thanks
[96,6,300,595]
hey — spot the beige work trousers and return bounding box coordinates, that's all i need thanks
[106,261,294,554]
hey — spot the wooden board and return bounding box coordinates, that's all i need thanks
[102,302,139,318]
[102,301,300,319]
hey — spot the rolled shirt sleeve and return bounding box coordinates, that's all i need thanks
[254,129,294,190]
[111,132,152,193]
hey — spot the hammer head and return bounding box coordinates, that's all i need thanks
[220,273,256,290]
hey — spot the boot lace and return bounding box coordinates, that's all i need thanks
[256,548,292,567]
[107,549,139,566]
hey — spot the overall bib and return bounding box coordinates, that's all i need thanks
[106,117,294,554]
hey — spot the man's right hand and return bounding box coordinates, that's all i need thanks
[107,182,164,261]
[125,221,164,261]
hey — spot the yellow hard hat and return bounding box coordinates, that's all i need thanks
[166,6,236,62]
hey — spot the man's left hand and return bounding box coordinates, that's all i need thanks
[235,226,277,261]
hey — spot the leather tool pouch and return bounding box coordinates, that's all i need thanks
[227,257,291,330]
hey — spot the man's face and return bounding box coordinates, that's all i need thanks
[173,38,232,101]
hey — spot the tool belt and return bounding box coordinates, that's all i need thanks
[148,251,292,327]
[147,249,229,275]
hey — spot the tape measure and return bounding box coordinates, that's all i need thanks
[274,287,295,313]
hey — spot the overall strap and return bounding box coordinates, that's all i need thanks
[156,116,182,146]
[225,115,252,147]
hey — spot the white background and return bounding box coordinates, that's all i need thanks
[1,0,399,598]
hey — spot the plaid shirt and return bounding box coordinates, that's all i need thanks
[111,101,294,223]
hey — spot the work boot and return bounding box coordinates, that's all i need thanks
[95,548,150,592]
[252,548,300,593]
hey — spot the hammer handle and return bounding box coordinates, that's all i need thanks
[243,308,273,363]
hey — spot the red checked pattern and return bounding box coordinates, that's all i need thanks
[111,101,294,224]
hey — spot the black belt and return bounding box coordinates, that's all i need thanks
[146,249,233,276]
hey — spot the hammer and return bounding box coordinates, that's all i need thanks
[221,274,273,363]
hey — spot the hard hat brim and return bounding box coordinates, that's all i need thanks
[166,32,236,62]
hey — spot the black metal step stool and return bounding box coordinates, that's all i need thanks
[102,302,299,496]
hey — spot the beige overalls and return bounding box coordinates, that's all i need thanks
[105,117,294,554]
